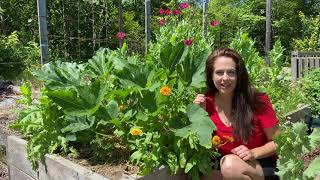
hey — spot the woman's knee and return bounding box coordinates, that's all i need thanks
[220,154,264,180]
[220,154,251,178]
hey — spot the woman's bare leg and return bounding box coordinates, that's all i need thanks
[220,154,264,180]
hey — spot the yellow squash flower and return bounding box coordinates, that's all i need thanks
[212,135,221,146]
[160,86,171,96]
[130,128,142,136]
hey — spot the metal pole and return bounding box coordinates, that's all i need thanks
[203,0,208,40]
[265,0,272,66]
[145,0,151,53]
[37,0,49,64]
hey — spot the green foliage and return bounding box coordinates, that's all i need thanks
[208,0,320,56]
[0,32,39,80]
[18,81,33,106]
[230,31,265,82]
[293,13,320,51]
[175,104,216,148]
[230,33,306,118]
[275,124,320,180]
[275,122,310,179]
[12,14,218,178]
[11,51,123,169]
[259,40,306,118]
[302,68,320,116]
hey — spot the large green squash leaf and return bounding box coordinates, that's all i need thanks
[47,80,108,116]
[175,104,216,148]
[86,48,113,77]
[113,56,149,88]
[32,61,83,90]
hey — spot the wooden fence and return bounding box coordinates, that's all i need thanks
[291,51,320,80]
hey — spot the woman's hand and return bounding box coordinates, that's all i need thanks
[193,94,206,109]
[231,145,257,161]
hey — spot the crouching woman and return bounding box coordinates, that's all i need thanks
[194,48,280,180]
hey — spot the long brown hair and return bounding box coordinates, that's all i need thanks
[205,48,263,143]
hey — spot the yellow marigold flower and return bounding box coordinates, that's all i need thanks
[223,135,234,142]
[130,128,142,136]
[119,105,125,112]
[212,135,221,146]
[160,86,171,96]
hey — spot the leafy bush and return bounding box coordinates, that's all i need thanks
[0,31,40,80]
[293,13,320,51]
[302,69,320,117]
[275,122,320,179]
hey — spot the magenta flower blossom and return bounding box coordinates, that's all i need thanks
[164,9,171,15]
[116,32,126,40]
[159,8,165,15]
[159,19,166,26]
[184,38,193,46]
[173,9,181,15]
[159,8,171,15]
[179,2,189,9]
[210,20,219,27]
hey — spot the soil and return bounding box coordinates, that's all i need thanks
[66,155,139,179]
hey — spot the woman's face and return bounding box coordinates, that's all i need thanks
[212,56,237,96]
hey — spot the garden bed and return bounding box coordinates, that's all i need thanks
[3,134,186,180]
[0,85,318,180]
[0,90,187,179]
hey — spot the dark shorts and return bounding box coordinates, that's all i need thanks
[258,157,279,179]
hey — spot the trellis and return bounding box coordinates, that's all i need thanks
[36,0,273,65]
[36,0,145,64]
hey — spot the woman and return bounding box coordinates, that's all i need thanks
[194,48,280,180]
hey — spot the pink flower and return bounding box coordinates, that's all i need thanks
[159,8,165,15]
[160,8,171,15]
[173,9,181,15]
[159,19,166,26]
[210,20,219,27]
[164,9,171,15]
[183,38,193,46]
[116,32,126,40]
[179,2,189,9]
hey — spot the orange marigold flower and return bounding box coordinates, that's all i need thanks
[223,135,234,142]
[212,135,221,146]
[130,128,142,136]
[160,86,171,96]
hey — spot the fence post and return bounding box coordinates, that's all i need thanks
[37,0,49,65]
[203,0,208,41]
[265,0,271,66]
[291,51,298,81]
[145,0,151,53]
